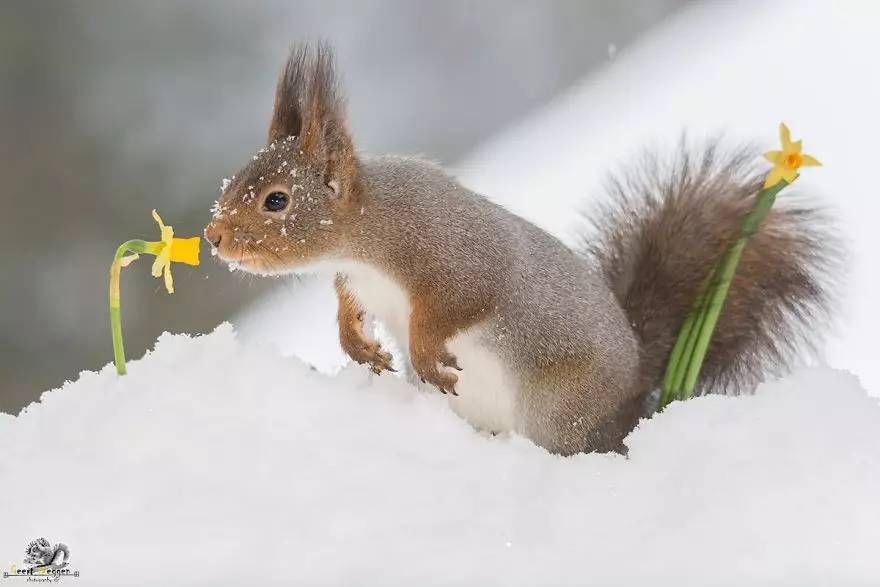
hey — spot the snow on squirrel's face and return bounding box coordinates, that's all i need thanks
[204,135,346,277]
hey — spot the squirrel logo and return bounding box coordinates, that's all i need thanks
[23,538,70,572]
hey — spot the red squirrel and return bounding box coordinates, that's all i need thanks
[205,44,837,455]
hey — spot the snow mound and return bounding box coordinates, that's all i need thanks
[2,325,879,585]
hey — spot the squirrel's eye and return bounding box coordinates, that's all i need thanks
[263,191,289,212]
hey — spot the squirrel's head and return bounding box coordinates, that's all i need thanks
[205,43,360,276]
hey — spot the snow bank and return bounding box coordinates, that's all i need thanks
[2,325,879,585]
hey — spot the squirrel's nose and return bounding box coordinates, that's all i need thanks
[204,224,225,248]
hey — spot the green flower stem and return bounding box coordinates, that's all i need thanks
[659,265,718,408]
[659,178,790,409]
[109,239,163,375]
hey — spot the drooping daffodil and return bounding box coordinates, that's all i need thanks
[763,123,821,188]
[108,209,201,375]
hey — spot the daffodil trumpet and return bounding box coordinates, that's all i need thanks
[658,123,820,410]
[108,211,200,375]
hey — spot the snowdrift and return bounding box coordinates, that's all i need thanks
[2,324,878,586]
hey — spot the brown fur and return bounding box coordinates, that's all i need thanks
[407,295,471,394]
[268,43,362,202]
[334,276,393,374]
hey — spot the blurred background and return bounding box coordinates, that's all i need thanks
[5,1,879,413]
[0,0,686,412]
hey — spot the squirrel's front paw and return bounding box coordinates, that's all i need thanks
[412,350,460,395]
[418,368,459,395]
[351,342,396,375]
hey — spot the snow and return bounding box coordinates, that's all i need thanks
[2,324,879,585]
[5,2,880,583]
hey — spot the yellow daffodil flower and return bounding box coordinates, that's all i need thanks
[108,209,202,375]
[150,210,201,294]
[763,123,821,188]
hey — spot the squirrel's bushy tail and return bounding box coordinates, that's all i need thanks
[581,143,840,404]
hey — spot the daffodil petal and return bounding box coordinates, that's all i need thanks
[764,168,784,188]
[789,139,803,154]
[152,209,175,245]
[763,150,782,164]
[780,122,795,150]
[164,265,174,294]
[781,168,799,183]
[170,237,201,266]
[151,248,170,278]
[801,154,822,167]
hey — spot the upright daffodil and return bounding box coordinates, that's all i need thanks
[659,123,823,410]
[109,210,201,375]
[763,123,821,188]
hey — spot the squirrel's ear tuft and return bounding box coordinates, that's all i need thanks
[268,45,309,143]
[270,43,360,200]
[300,43,360,201]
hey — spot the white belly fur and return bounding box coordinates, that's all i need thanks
[299,259,517,433]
